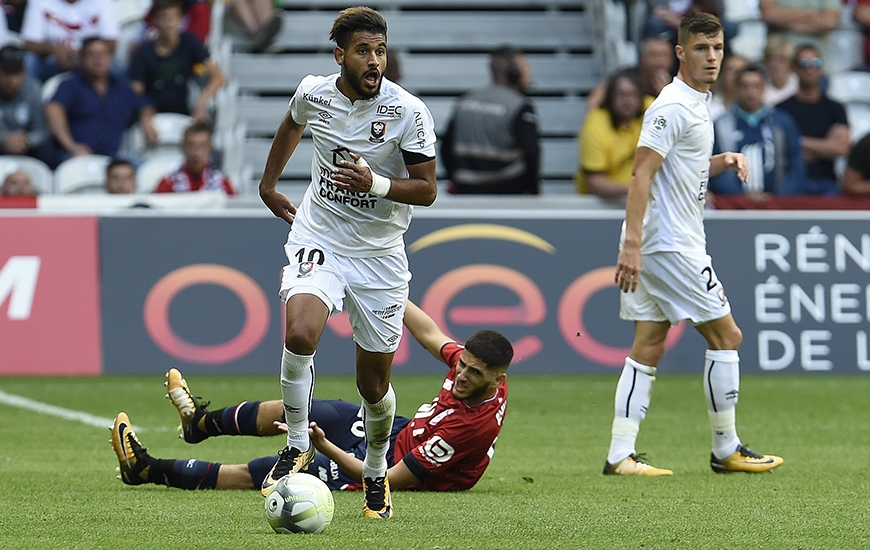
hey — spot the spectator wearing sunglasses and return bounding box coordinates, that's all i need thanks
[776,44,849,195]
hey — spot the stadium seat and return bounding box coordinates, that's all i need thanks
[54,155,111,194]
[41,71,72,102]
[115,20,143,75]
[828,71,870,105]
[269,11,590,52]
[237,95,585,138]
[0,155,54,194]
[724,0,761,23]
[124,112,195,158]
[115,0,150,25]
[846,103,870,144]
[826,30,864,75]
[136,152,184,193]
[730,20,767,62]
[230,53,598,96]
[225,1,590,190]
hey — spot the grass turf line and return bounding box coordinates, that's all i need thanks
[0,374,867,549]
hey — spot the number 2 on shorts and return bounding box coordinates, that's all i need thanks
[701,266,717,291]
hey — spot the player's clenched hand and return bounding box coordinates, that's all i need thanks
[331,152,373,193]
[724,152,749,184]
[615,246,641,293]
[260,188,297,225]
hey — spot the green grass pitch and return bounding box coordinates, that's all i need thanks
[0,373,868,549]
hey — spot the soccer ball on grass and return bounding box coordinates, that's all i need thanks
[264,473,335,534]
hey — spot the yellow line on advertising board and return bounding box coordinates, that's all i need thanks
[407,223,557,254]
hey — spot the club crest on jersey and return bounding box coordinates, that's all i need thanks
[369,121,386,143]
[297,261,314,278]
[652,115,667,130]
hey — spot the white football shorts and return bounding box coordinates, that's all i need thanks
[279,235,410,353]
[619,250,731,325]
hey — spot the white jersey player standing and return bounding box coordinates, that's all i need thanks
[257,6,437,518]
[604,12,783,476]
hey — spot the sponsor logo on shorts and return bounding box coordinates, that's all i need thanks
[297,261,314,278]
[372,303,401,319]
[369,121,386,143]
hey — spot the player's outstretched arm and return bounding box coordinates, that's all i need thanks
[308,421,419,490]
[259,111,306,225]
[404,300,452,363]
[331,154,437,206]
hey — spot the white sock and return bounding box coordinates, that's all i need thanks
[704,349,741,460]
[361,384,395,479]
[607,358,656,464]
[280,347,314,451]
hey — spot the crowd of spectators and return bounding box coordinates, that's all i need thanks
[1,0,870,205]
[575,0,870,205]
[0,0,243,200]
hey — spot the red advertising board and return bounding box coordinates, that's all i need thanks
[0,216,101,375]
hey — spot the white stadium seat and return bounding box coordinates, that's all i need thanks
[54,155,112,194]
[124,112,195,158]
[828,72,870,105]
[136,152,184,193]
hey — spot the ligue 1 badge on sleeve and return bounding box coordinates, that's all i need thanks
[369,121,386,143]
[652,115,667,131]
[297,261,314,278]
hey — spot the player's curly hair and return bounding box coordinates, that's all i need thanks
[465,330,514,372]
[329,6,388,49]
[677,11,722,46]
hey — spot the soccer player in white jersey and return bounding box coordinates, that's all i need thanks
[605,12,784,477]
[256,6,437,518]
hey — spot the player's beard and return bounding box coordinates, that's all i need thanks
[454,382,489,403]
[346,66,382,99]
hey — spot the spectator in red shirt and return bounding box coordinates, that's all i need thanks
[155,121,234,194]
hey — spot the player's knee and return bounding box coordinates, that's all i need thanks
[723,326,742,350]
[357,379,389,404]
[631,339,667,366]
[284,329,318,355]
[708,325,742,350]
